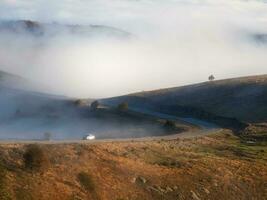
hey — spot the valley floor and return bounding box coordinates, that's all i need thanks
[0,129,266,200]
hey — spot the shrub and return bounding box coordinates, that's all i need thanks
[90,101,99,111]
[164,120,176,130]
[117,102,128,112]
[77,172,95,192]
[23,145,50,172]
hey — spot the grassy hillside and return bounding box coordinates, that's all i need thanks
[103,75,267,123]
[0,129,266,200]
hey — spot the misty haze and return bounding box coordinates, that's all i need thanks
[0,0,266,200]
[0,0,267,98]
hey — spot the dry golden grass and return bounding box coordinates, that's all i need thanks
[0,130,266,200]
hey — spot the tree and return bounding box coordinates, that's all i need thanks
[208,75,215,81]
[90,101,99,111]
[118,102,128,112]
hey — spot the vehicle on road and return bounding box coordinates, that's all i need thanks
[83,134,96,140]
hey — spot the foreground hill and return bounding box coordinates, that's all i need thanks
[0,129,266,200]
[102,75,267,124]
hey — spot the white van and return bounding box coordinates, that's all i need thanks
[83,134,96,140]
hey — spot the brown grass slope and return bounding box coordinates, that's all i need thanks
[116,74,267,123]
[0,130,266,200]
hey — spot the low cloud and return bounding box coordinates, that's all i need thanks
[0,0,267,98]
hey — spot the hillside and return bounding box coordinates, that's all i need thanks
[0,129,266,200]
[0,71,266,199]
[102,75,267,123]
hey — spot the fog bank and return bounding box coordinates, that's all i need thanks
[0,0,267,98]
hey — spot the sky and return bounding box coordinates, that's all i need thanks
[0,0,267,98]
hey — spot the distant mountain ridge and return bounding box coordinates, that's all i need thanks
[0,20,131,39]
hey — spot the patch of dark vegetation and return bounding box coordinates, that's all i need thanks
[77,171,100,199]
[77,172,95,192]
[164,120,176,130]
[158,104,248,132]
[0,163,12,200]
[23,145,50,172]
